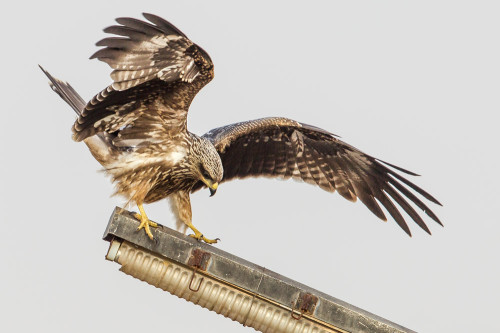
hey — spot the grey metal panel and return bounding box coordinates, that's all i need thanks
[103,207,415,333]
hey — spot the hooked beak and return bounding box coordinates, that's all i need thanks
[209,182,218,197]
[202,178,218,197]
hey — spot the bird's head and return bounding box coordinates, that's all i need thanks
[193,137,223,196]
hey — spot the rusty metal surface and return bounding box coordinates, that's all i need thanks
[295,292,319,315]
[103,207,416,333]
[187,248,212,270]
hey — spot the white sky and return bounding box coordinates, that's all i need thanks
[1,1,499,332]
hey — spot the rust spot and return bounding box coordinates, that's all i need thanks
[294,292,319,315]
[187,248,211,271]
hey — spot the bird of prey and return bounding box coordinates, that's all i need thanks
[41,13,441,243]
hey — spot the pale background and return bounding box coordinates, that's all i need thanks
[1,1,499,332]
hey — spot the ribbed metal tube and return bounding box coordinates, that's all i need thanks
[103,208,414,333]
[108,240,340,333]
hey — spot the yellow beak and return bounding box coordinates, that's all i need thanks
[209,182,218,197]
[202,178,218,197]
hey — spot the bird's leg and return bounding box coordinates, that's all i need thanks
[186,222,220,244]
[134,203,158,240]
[170,191,219,244]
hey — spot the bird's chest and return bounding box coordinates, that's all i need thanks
[108,140,188,190]
[144,163,195,202]
[132,142,192,199]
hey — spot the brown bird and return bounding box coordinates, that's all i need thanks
[41,13,441,243]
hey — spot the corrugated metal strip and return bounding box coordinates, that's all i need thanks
[108,240,343,333]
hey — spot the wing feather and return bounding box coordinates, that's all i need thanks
[377,189,412,236]
[308,147,335,192]
[284,141,296,179]
[386,174,443,225]
[340,154,386,220]
[304,146,327,188]
[327,154,357,201]
[384,185,431,235]
[380,163,442,205]
[199,117,442,236]
[142,13,188,38]
[71,13,214,147]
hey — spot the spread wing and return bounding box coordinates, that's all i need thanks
[197,117,442,236]
[72,13,214,147]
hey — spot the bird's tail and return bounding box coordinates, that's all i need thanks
[39,65,86,116]
[40,65,116,166]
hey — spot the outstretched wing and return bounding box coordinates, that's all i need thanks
[73,13,214,146]
[198,117,442,236]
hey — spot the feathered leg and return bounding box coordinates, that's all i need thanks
[169,191,219,244]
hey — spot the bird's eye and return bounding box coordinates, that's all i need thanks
[202,170,211,179]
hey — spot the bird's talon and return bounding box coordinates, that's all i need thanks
[189,232,219,244]
[134,205,157,240]
[134,213,158,228]
[137,220,155,240]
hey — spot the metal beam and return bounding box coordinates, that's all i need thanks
[103,207,415,333]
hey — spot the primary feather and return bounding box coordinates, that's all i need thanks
[197,117,442,236]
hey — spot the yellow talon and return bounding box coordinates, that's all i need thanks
[189,232,220,244]
[134,204,157,240]
[133,213,158,227]
[186,223,219,244]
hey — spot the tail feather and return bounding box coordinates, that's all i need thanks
[40,65,115,166]
[39,65,86,116]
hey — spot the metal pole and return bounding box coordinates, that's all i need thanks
[103,207,415,333]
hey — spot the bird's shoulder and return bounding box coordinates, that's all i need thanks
[203,117,338,153]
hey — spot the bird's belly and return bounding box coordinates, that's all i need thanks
[105,147,189,203]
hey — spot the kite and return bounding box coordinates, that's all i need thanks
[41,13,441,243]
